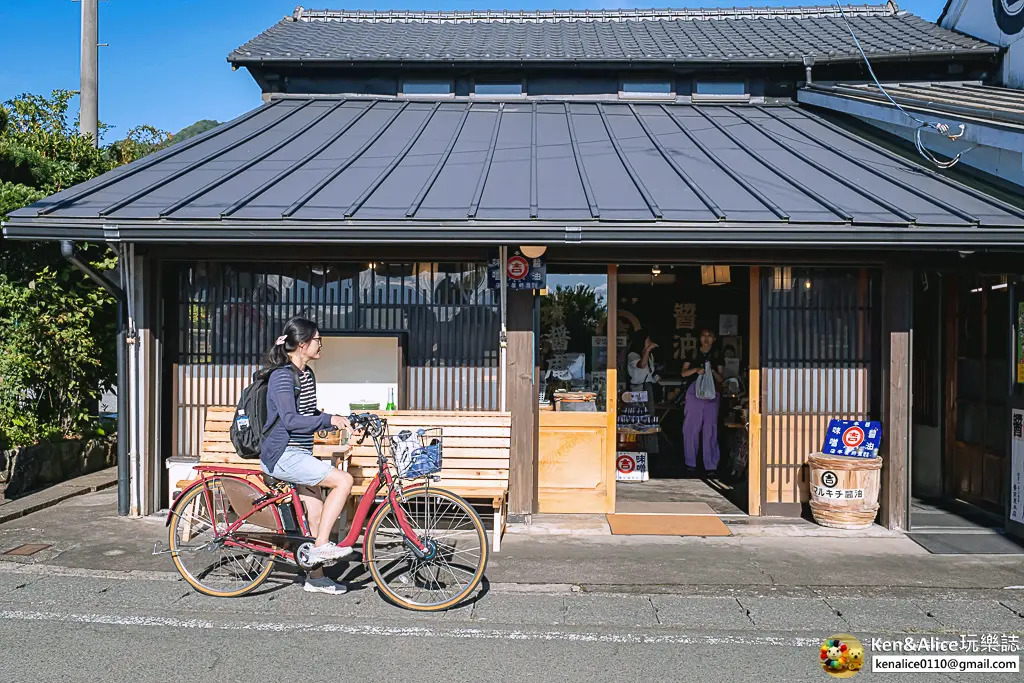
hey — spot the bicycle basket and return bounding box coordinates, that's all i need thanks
[391,428,443,479]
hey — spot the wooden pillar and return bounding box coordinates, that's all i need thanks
[748,267,762,516]
[507,290,538,516]
[881,267,912,530]
[605,264,618,513]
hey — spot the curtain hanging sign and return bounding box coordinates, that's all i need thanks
[821,419,882,458]
[1011,410,1024,525]
[488,249,546,290]
[1017,303,1024,384]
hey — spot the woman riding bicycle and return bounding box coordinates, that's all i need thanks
[260,316,355,594]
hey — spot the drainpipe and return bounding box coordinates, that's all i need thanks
[61,240,130,517]
[499,246,508,413]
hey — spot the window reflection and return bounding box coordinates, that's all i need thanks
[539,271,609,412]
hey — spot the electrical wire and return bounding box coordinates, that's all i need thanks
[834,1,977,169]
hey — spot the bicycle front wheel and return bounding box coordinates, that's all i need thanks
[365,487,488,611]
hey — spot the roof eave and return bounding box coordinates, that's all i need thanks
[226,48,1002,69]
[7,217,1024,249]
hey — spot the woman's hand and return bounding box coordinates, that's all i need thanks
[696,368,705,375]
[645,340,659,352]
[331,414,353,433]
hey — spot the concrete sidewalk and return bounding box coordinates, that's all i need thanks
[1,488,1023,593]
[0,468,116,525]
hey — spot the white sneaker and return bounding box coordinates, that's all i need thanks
[303,576,348,595]
[307,542,353,564]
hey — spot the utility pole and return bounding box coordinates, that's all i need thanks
[80,0,98,146]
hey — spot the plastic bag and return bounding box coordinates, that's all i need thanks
[391,430,418,476]
[695,361,717,400]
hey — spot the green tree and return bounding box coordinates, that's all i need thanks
[106,124,173,167]
[0,90,169,448]
[174,119,219,141]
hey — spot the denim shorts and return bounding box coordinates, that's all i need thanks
[262,446,332,487]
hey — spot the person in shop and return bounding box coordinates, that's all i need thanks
[626,329,660,455]
[680,327,725,477]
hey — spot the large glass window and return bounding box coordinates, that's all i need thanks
[539,270,609,412]
[173,261,499,458]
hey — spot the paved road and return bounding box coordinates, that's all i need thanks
[2,490,1023,681]
[1,562,1021,683]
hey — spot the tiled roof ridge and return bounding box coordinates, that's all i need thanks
[289,3,903,24]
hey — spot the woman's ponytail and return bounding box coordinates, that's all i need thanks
[260,316,319,376]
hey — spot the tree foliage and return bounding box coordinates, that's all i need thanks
[174,119,220,141]
[0,90,170,448]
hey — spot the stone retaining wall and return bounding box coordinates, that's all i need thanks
[0,437,116,498]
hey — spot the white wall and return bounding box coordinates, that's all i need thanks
[942,0,1024,87]
[310,336,400,415]
[855,116,1024,187]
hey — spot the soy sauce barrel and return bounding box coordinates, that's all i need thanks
[807,453,883,530]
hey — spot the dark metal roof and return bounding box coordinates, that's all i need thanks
[227,5,998,66]
[802,81,1024,129]
[5,96,1024,247]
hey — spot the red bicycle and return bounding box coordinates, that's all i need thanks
[162,413,488,612]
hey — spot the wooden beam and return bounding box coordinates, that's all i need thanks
[748,266,762,516]
[881,267,912,531]
[507,290,537,516]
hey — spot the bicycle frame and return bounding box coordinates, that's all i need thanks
[168,418,427,563]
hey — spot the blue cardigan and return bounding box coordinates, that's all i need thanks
[260,365,333,471]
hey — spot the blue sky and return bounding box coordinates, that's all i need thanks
[0,1,945,141]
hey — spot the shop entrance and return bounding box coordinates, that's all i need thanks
[613,265,750,515]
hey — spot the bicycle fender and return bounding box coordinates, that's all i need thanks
[165,479,208,527]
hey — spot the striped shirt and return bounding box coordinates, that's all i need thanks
[287,367,317,450]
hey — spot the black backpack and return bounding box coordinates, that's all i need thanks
[229,368,302,459]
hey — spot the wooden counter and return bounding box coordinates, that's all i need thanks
[537,409,615,514]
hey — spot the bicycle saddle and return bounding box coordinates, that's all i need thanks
[261,473,293,491]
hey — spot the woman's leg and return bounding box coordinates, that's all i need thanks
[702,395,721,471]
[681,383,700,469]
[296,485,325,579]
[314,468,354,547]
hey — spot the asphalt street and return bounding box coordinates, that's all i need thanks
[1,561,1021,683]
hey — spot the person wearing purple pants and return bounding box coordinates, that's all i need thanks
[681,328,725,476]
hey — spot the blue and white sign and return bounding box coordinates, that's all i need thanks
[821,419,882,458]
[487,249,546,291]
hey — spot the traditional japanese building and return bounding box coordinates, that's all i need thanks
[5,4,1023,540]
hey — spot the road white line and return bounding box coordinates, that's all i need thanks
[0,561,580,594]
[0,609,822,647]
[0,562,183,582]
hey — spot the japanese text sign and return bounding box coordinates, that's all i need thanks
[487,249,546,290]
[821,419,882,458]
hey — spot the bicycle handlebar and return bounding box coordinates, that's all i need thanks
[347,412,385,445]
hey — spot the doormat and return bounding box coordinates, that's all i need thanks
[907,533,1024,555]
[2,543,51,556]
[606,513,731,537]
[614,501,717,515]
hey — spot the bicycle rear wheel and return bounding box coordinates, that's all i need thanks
[168,476,281,598]
[365,487,488,612]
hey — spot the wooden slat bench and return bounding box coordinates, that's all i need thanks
[176,407,511,551]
